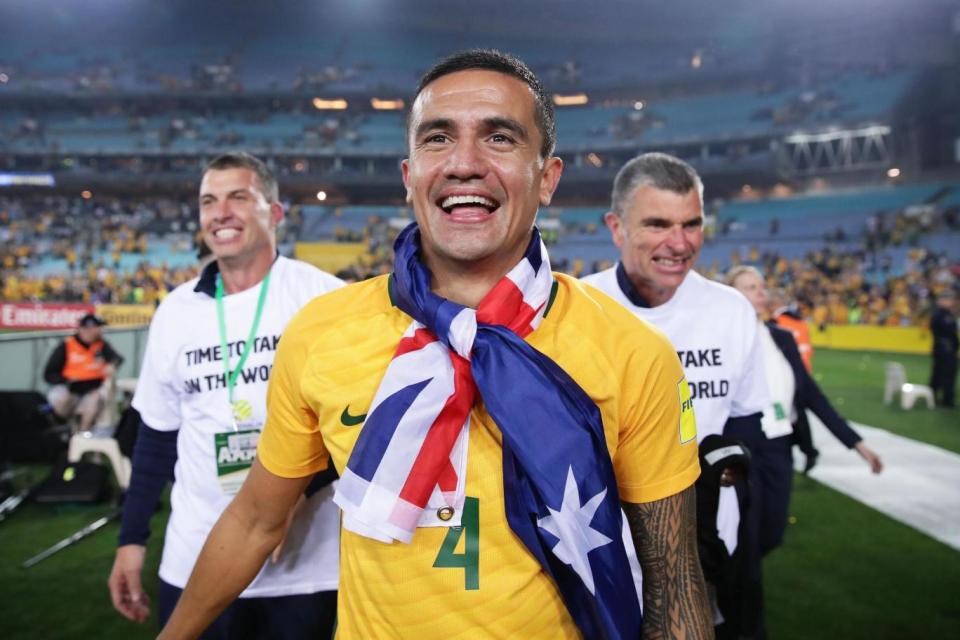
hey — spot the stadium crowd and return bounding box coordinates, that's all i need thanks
[702,245,959,328]
[2,191,956,325]
[0,196,200,304]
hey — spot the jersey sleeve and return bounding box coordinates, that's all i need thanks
[258,316,330,478]
[729,309,770,418]
[613,334,700,504]
[131,303,182,432]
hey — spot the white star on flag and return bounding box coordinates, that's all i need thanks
[537,465,613,595]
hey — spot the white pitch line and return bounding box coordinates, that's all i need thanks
[797,413,960,551]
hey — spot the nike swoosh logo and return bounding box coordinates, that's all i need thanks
[340,405,367,427]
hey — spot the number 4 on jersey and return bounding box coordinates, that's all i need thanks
[433,497,479,590]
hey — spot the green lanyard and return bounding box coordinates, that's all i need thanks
[215,270,272,416]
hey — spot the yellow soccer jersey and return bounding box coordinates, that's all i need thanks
[259,273,700,639]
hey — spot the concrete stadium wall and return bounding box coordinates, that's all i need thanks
[0,327,148,392]
[811,324,932,355]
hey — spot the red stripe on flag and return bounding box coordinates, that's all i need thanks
[508,301,541,335]
[398,352,475,507]
[477,277,545,336]
[438,459,458,493]
[477,278,524,325]
[394,327,438,358]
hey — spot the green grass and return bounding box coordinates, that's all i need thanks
[0,348,956,638]
[0,475,165,640]
[812,349,960,454]
[766,474,960,639]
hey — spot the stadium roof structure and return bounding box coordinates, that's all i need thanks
[0,0,954,94]
[0,0,957,201]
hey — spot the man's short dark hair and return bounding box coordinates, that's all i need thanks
[203,152,279,203]
[610,152,704,216]
[409,49,556,159]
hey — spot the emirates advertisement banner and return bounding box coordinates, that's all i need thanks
[0,303,95,330]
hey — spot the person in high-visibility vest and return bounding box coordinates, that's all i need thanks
[769,288,814,372]
[43,313,124,431]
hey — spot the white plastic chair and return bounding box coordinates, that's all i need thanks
[68,377,138,489]
[884,362,935,410]
[68,431,132,489]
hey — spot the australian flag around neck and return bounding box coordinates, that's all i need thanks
[392,223,643,638]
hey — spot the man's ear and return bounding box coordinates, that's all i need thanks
[538,156,564,206]
[604,211,625,248]
[270,201,285,228]
[401,159,413,204]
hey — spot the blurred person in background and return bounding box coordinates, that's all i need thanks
[767,287,819,473]
[929,289,958,408]
[768,287,813,372]
[727,265,882,557]
[43,312,124,432]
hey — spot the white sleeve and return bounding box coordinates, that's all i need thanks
[729,306,770,418]
[131,302,182,432]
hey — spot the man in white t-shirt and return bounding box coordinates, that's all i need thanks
[582,152,769,638]
[107,152,343,639]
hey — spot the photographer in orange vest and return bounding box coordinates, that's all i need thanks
[43,313,124,431]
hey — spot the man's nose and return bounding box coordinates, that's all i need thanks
[444,140,487,181]
[665,224,688,249]
[209,199,232,220]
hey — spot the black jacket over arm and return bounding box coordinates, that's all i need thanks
[766,323,861,449]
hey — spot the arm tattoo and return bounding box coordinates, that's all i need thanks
[623,485,713,639]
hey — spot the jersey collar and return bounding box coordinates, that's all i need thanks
[194,260,220,297]
[615,262,653,308]
[386,273,560,317]
[194,252,281,298]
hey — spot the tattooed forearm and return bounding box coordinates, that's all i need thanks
[623,486,713,639]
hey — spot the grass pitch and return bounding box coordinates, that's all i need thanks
[0,348,957,639]
[809,349,959,454]
[0,495,165,639]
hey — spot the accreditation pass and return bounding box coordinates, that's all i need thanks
[214,429,261,494]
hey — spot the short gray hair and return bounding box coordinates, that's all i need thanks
[203,152,279,203]
[610,152,704,215]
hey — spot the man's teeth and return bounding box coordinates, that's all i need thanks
[441,195,496,210]
[215,229,240,239]
[655,257,684,265]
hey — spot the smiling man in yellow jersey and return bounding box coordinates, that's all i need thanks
[159,50,712,640]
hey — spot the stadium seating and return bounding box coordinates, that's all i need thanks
[0,66,917,158]
[718,184,941,223]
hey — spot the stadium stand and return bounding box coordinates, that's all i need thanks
[0,0,956,329]
[0,4,958,640]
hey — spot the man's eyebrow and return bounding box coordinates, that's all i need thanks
[199,189,250,201]
[414,118,454,140]
[414,116,530,142]
[483,116,528,140]
[639,215,671,225]
[639,215,703,226]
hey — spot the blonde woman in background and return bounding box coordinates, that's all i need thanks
[726,265,882,557]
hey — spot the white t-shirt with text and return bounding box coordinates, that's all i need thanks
[133,256,343,596]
